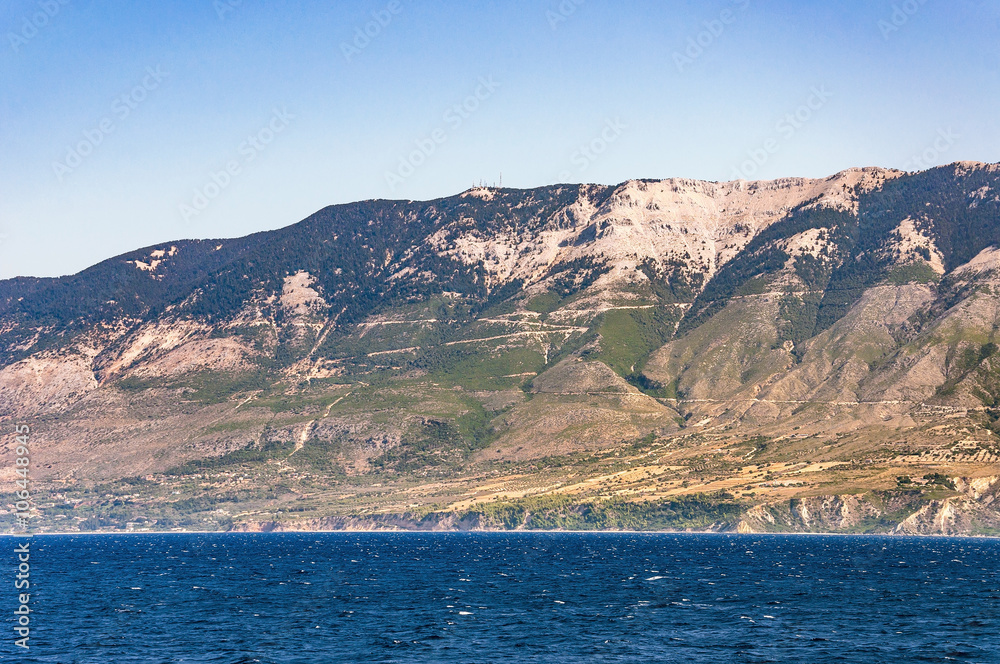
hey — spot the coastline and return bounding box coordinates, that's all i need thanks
[4,529,998,539]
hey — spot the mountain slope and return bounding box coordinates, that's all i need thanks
[2,162,1000,535]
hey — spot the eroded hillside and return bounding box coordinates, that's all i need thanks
[2,162,1000,535]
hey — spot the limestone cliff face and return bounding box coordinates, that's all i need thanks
[433,169,897,306]
[736,476,1000,536]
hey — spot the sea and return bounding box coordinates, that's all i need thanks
[1,532,998,663]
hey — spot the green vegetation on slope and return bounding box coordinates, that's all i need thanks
[463,493,744,531]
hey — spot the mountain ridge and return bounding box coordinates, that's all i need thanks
[3,161,1000,536]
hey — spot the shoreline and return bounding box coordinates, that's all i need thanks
[3,529,998,539]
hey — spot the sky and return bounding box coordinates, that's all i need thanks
[0,0,998,279]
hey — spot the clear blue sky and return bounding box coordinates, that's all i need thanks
[1,0,998,278]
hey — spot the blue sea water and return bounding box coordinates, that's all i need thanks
[1,532,998,663]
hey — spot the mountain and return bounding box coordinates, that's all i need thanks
[3,161,1000,535]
